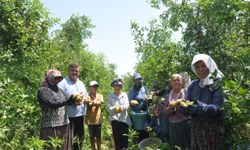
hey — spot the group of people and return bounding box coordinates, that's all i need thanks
[37,54,225,150]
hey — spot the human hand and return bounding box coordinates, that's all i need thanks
[93,101,101,106]
[130,100,138,107]
[71,92,83,105]
[164,106,175,115]
[114,106,123,113]
[181,104,198,114]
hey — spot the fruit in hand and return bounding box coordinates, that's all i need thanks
[130,100,138,106]
[169,99,193,108]
[72,93,78,100]
[146,91,154,100]
[72,93,83,105]
[76,95,83,102]
[114,106,122,113]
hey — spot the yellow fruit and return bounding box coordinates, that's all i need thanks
[115,106,122,113]
[180,101,188,107]
[72,93,78,99]
[130,100,138,106]
[170,101,178,107]
[186,101,194,106]
[76,95,83,102]
[170,99,193,108]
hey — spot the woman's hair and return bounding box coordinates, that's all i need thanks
[179,72,191,88]
[170,74,184,88]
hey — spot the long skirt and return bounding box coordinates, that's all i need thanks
[40,124,71,150]
[191,119,225,150]
[169,120,191,150]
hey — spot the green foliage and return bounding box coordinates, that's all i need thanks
[0,0,116,149]
[131,20,184,89]
[0,72,40,149]
[0,0,57,87]
[147,0,249,79]
[132,0,250,148]
[0,0,249,149]
[122,73,134,94]
[223,77,250,149]
[53,14,95,52]
[125,128,139,150]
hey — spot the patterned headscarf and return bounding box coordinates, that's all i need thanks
[40,69,63,87]
[191,54,223,86]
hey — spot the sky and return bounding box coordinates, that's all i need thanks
[40,0,164,76]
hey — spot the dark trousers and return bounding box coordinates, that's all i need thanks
[69,116,84,150]
[111,120,129,150]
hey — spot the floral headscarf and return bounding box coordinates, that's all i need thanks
[191,54,223,86]
[40,69,63,87]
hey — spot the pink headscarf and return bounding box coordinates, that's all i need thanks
[40,69,63,87]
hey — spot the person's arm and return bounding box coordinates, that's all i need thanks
[186,80,223,116]
[186,80,195,101]
[120,93,130,110]
[57,79,65,92]
[82,83,88,97]
[163,97,175,115]
[107,94,116,114]
[196,87,223,116]
[91,94,103,106]
[128,88,134,100]
[134,99,145,111]
[37,88,73,109]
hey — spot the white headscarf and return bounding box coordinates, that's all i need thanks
[191,54,223,86]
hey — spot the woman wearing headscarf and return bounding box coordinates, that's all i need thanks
[186,54,225,150]
[38,69,74,150]
[107,78,131,150]
[164,74,191,149]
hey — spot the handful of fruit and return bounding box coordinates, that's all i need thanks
[72,93,83,105]
[114,106,122,113]
[169,99,193,108]
[146,91,155,100]
[130,100,138,106]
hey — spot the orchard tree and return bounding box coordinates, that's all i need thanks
[0,0,56,86]
[131,19,185,89]
[148,0,249,79]
[53,14,95,52]
[131,0,249,148]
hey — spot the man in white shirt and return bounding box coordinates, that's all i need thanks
[58,64,88,150]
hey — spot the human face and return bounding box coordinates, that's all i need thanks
[194,61,210,79]
[170,75,183,91]
[50,77,63,85]
[68,67,80,82]
[90,85,98,94]
[113,84,122,93]
[154,107,161,117]
[134,79,142,87]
